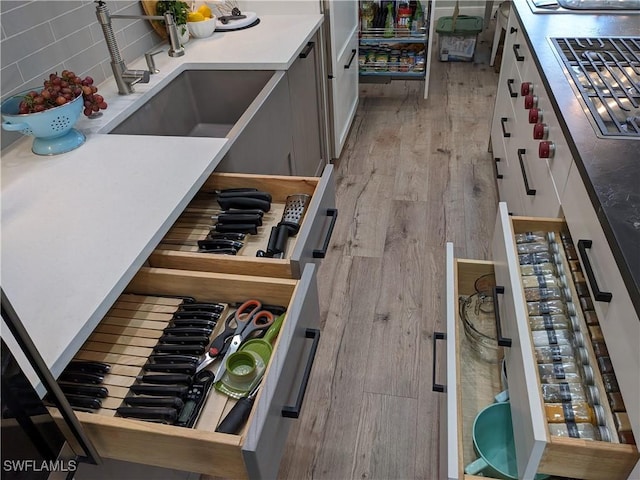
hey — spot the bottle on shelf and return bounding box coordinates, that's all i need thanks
[384,2,395,38]
[411,0,424,35]
[396,2,412,35]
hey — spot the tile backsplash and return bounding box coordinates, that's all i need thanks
[0,0,162,150]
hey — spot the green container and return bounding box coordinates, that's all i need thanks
[436,15,483,62]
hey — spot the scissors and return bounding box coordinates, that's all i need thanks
[195,300,274,376]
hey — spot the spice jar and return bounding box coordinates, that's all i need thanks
[619,431,636,445]
[540,382,589,403]
[574,281,590,298]
[583,310,599,326]
[534,344,575,363]
[591,340,609,358]
[588,325,604,342]
[519,252,555,265]
[568,259,582,272]
[517,242,552,254]
[580,296,595,311]
[614,412,632,433]
[538,360,580,377]
[531,329,574,347]
[521,275,561,289]
[520,263,557,276]
[545,402,596,423]
[529,314,571,331]
[602,373,620,393]
[524,287,566,302]
[527,300,569,316]
[608,391,626,412]
[597,356,614,374]
[548,423,610,441]
[515,231,551,244]
[564,244,578,260]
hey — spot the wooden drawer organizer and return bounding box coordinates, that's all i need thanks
[439,204,639,480]
[148,166,336,279]
[52,265,320,479]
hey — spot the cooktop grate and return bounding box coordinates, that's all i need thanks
[552,37,640,139]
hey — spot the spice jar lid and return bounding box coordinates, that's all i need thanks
[576,346,590,365]
[570,315,581,331]
[562,287,572,300]
[556,260,566,278]
[594,404,606,426]
[586,384,601,406]
[550,241,560,254]
[597,425,611,442]
[573,330,585,347]
[547,231,556,243]
[582,364,594,384]
[559,271,569,289]
[566,301,577,316]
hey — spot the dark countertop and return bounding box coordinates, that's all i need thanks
[512,0,640,317]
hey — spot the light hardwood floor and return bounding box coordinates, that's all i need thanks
[277,31,500,480]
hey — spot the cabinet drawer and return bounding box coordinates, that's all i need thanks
[491,203,639,479]
[148,165,336,279]
[52,265,320,479]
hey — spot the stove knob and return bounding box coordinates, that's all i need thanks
[529,108,542,124]
[524,94,538,109]
[533,123,549,140]
[521,82,533,96]
[539,141,555,159]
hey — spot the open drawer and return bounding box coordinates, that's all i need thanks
[51,264,320,479]
[438,203,640,480]
[147,165,336,279]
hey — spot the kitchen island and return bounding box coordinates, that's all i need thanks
[0,14,324,394]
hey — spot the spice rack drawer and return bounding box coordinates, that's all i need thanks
[438,205,640,480]
[52,265,320,479]
[148,165,336,279]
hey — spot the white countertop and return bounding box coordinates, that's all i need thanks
[0,14,323,394]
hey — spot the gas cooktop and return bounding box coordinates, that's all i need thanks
[552,37,640,139]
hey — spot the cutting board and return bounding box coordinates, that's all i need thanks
[141,1,168,39]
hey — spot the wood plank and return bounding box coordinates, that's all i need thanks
[94,323,164,339]
[110,300,181,314]
[87,333,158,348]
[74,350,149,367]
[100,316,170,331]
[117,294,184,306]
[81,341,153,358]
[105,309,175,321]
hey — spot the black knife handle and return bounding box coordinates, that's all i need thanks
[143,363,197,374]
[137,374,193,385]
[148,354,201,364]
[215,214,262,226]
[59,371,104,385]
[162,327,213,336]
[214,223,259,235]
[158,335,211,345]
[215,396,254,434]
[130,384,189,396]
[59,383,109,398]
[169,318,217,328]
[208,232,247,241]
[116,406,178,423]
[196,239,244,250]
[152,344,205,355]
[177,303,224,314]
[65,361,111,374]
[173,310,219,320]
[124,396,185,409]
[217,191,272,203]
[217,197,271,213]
[63,394,103,411]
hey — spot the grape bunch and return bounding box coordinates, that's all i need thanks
[18,70,107,117]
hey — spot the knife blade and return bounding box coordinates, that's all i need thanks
[217,197,270,213]
[116,406,178,423]
[58,371,104,385]
[147,354,201,364]
[152,344,205,355]
[158,335,211,345]
[162,326,213,336]
[143,363,197,374]
[59,382,109,398]
[129,384,189,396]
[213,223,258,235]
[64,361,111,375]
[123,396,185,409]
[136,374,193,385]
[197,248,238,255]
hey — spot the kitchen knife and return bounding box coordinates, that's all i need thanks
[58,371,104,385]
[143,363,197,374]
[59,382,109,398]
[116,406,178,423]
[215,188,259,194]
[207,232,247,241]
[217,209,264,217]
[197,248,238,255]
[147,354,201,364]
[213,223,258,235]
[177,303,224,314]
[64,361,111,374]
[173,310,220,320]
[214,213,263,226]
[123,396,185,409]
[158,335,211,345]
[216,190,272,202]
[152,344,205,355]
[216,381,261,434]
[162,326,213,336]
[129,384,189,396]
[216,197,270,213]
[169,318,217,328]
[196,239,244,250]
[63,394,103,411]
[136,374,193,385]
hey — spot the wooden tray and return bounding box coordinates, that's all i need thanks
[141,0,168,39]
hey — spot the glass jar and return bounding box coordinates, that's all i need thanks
[521,275,561,289]
[520,263,557,276]
[528,314,571,331]
[545,402,596,423]
[583,310,599,326]
[564,244,578,260]
[597,356,614,374]
[524,287,566,302]
[517,242,552,254]
[531,329,574,347]
[591,340,609,358]
[580,296,595,312]
[548,423,610,441]
[602,373,620,393]
[515,231,551,244]
[538,361,585,383]
[527,300,572,316]
[535,344,575,363]
[618,431,637,445]
[575,281,590,298]
[614,412,632,432]
[608,391,626,412]
[540,382,589,403]
[519,252,555,265]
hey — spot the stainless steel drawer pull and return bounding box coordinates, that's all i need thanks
[281,328,320,418]
[432,332,446,393]
[495,157,504,179]
[517,148,536,196]
[501,117,511,138]
[313,208,338,259]
[577,240,613,303]
[507,78,518,98]
[513,43,525,61]
[493,286,513,347]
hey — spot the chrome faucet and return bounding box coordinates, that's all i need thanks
[94,0,185,94]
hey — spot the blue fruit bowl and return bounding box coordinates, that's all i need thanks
[1,90,85,155]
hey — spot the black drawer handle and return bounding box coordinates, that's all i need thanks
[282,328,320,418]
[517,148,536,196]
[344,49,357,69]
[513,43,525,61]
[495,157,504,179]
[507,79,518,98]
[577,240,613,303]
[299,41,315,59]
[432,332,446,393]
[313,208,338,259]
[501,117,511,138]
[493,286,512,347]
[510,26,518,34]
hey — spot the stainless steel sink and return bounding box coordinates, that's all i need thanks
[108,70,278,138]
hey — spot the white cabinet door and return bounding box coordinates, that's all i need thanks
[326,0,359,159]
